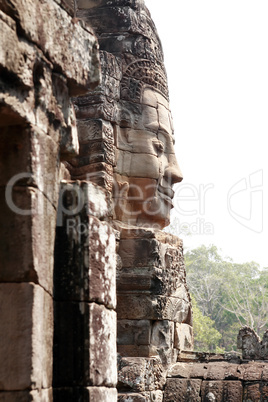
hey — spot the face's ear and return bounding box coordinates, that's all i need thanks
[158,104,172,135]
[116,128,133,152]
[141,88,158,133]
[112,180,130,222]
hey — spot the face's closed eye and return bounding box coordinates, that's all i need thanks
[158,131,176,155]
[153,139,165,155]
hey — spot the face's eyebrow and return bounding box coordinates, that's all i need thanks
[157,128,175,142]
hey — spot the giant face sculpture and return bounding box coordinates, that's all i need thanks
[70,2,183,230]
[113,87,182,229]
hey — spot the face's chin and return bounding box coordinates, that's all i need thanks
[113,175,174,229]
[137,193,173,228]
[118,195,173,229]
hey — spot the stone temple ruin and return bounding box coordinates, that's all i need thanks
[0,0,268,401]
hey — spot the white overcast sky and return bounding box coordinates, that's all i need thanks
[146,0,268,267]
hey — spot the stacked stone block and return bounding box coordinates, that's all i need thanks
[0,1,100,400]
[53,181,117,401]
[165,355,268,401]
[114,226,193,400]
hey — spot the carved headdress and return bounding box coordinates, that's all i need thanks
[121,59,169,102]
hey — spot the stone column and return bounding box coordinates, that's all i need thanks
[0,0,99,400]
[72,1,193,400]
[53,182,117,401]
[115,225,193,399]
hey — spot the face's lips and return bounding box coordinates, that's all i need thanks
[158,185,174,202]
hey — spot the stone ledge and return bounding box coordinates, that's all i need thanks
[168,359,268,382]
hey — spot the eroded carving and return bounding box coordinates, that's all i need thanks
[237,326,268,360]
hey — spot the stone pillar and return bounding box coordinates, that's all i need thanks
[0,0,99,400]
[115,225,193,399]
[72,1,193,400]
[53,181,118,401]
[0,127,56,398]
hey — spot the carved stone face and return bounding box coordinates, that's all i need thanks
[113,87,182,228]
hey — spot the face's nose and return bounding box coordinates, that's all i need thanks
[164,153,183,185]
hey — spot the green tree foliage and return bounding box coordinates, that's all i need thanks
[191,295,223,353]
[185,245,268,352]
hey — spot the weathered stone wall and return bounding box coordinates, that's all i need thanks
[0,0,112,400]
[165,352,268,401]
[115,227,193,400]
[116,228,192,359]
